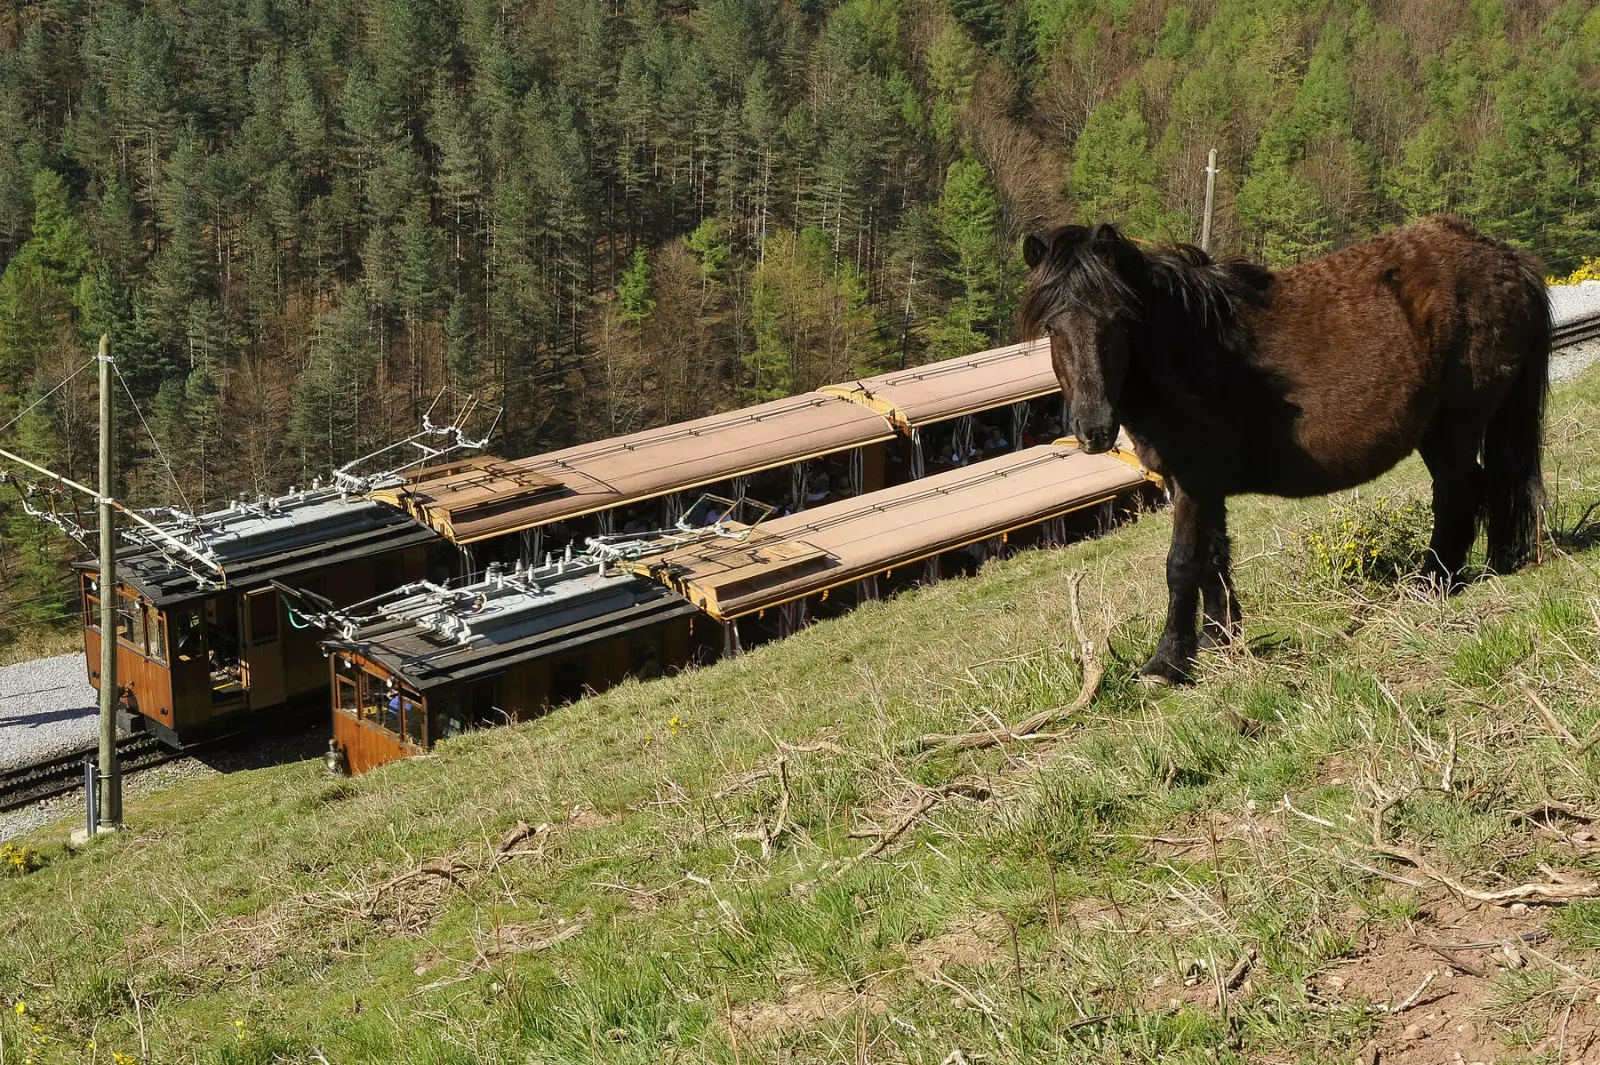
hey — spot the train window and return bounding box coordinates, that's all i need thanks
[430,691,464,745]
[174,611,204,662]
[83,582,100,631]
[248,592,279,646]
[116,593,145,655]
[335,674,358,714]
[148,611,168,664]
[400,688,424,745]
[358,669,386,725]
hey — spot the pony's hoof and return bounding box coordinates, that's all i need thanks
[1139,657,1191,686]
[1197,628,1240,651]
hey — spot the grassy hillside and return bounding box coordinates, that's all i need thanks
[10,375,1600,1064]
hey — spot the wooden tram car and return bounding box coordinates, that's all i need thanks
[78,487,449,744]
[822,338,1066,481]
[320,559,700,773]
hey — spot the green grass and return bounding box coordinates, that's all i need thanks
[10,372,1600,1063]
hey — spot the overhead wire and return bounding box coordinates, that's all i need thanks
[0,356,98,437]
[113,362,193,516]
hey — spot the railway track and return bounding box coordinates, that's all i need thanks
[0,733,179,814]
[1555,311,1600,350]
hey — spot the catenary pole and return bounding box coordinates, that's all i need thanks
[1200,148,1219,253]
[97,334,121,829]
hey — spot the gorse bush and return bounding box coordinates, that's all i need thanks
[1552,258,1600,285]
[1288,494,1434,588]
[0,841,40,877]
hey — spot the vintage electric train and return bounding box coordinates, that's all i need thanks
[68,337,1144,757]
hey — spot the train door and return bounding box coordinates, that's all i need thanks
[241,589,286,708]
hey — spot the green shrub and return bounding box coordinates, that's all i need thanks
[1288,494,1434,587]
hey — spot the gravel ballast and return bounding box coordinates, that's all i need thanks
[1551,281,1600,383]
[0,652,99,771]
[1551,279,1600,326]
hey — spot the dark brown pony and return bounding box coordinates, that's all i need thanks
[1019,216,1550,684]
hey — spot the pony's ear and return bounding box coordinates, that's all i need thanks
[1023,234,1049,269]
[1089,222,1122,247]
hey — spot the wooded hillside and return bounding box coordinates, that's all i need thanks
[1,0,1598,628]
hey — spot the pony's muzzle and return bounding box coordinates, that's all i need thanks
[1074,420,1118,454]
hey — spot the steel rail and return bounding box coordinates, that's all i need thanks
[0,733,171,814]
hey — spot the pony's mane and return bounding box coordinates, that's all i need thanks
[1019,223,1272,347]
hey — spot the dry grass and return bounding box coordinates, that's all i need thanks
[0,625,80,669]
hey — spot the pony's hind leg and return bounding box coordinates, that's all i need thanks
[1419,427,1486,590]
[1143,484,1221,684]
[1199,511,1241,649]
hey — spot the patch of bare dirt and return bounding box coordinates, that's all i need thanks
[907,911,1010,979]
[1142,972,1231,1013]
[729,984,877,1042]
[568,804,621,829]
[1310,893,1582,1065]
[1065,896,1126,934]
[1140,948,1259,1014]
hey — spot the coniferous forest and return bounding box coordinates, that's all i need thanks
[1,0,1599,630]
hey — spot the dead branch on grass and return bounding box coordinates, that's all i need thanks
[492,820,552,865]
[415,914,591,993]
[844,782,992,865]
[1295,786,1600,906]
[907,573,1104,756]
[1406,932,1491,977]
[732,755,793,860]
[1381,969,1437,1014]
[360,820,556,925]
[362,858,473,917]
[1223,948,1256,993]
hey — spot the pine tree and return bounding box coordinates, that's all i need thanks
[618,247,656,323]
[932,154,1001,358]
[1070,85,1172,238]
[0,169,93,390]
[1386,117,1463,218]
[742,228,882,401]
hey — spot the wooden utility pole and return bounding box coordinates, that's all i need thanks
[1200,148,1219,254]
[97,334,121,829]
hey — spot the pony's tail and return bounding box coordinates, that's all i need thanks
[1483,269,1550,573]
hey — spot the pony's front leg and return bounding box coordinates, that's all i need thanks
[1142,485,1220,685]
[1198,506,1241,649]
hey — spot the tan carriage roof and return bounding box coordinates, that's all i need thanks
[626,443,1154,620]
[820,339,1057,428]
[373,392,895,544]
